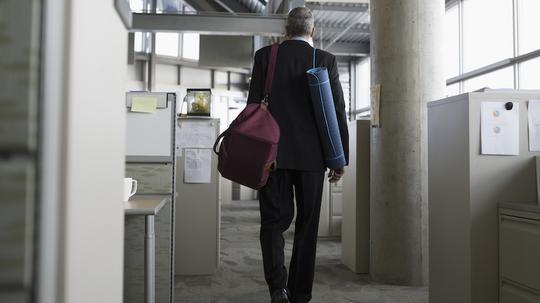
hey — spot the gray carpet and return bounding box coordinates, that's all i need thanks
[175,200,428,303]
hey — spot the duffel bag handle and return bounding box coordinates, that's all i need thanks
[213,129,229,155]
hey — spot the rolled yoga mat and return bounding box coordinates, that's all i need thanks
[306,64,346,170]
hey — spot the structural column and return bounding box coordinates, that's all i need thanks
[370,0,445,285]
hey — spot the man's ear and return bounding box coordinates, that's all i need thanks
[310,27,315,38]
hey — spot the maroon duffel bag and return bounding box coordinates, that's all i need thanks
[213,43,280,189]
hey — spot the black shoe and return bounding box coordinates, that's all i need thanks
[271,289,290,303]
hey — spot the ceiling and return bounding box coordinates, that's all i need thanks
[137,0,370,55]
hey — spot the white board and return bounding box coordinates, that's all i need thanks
[126,104,173,158]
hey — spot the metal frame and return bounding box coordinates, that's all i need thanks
[325,42,370,57]
[447,49,540,86]
[131,12,287,36]
[134,52,251,74]
[307,3,368,13]
[316,24,370,35]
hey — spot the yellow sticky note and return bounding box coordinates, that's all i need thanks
[131,96,157,113]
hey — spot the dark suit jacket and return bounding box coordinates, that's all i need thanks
[247,39,349,172]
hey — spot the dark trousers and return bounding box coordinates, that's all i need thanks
[259,169,325,303]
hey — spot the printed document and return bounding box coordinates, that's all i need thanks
[528,100,540,151]
[184,148,212,184]
[480,101,519,155]
[176,121,216,155]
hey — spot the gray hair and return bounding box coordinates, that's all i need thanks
[286,7,314,37]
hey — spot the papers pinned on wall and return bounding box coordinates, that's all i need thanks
[528,100,540,151]
[371,84,381,127]
[480,101,519,155]
[176,121,217,155]
[184,148,212,184]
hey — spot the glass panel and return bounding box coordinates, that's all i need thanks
[356,57,371,110]
[134,32,143,52]
[446,83,461,97]
[129,0,144,11]
[518,0,540,55]
[463,66,514,92]
[158,0,182,12]
[445,4,460,79]
[519,57,540,89]
[155,32,179,57]
[182,33,200,60]
[462,0,513,72]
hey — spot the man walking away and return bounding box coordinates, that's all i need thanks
[247,6,349,303]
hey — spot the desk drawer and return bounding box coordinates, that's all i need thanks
[500,215,540,291]
[501,280,540,303]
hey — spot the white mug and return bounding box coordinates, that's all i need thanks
[124,177,138,201]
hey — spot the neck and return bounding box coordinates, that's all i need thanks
[290,35,313,44]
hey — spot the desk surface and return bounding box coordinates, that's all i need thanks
[124,195,170,216]
[499,201,540,214]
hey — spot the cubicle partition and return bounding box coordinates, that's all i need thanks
[428,90,540,303]
[174,117,220,275]
[341,119,370,274]
[124,92,176,303]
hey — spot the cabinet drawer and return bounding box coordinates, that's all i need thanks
[0,10,39,152]
[501,281,540,303]
[500,215,540,291]
[0,160,35,286]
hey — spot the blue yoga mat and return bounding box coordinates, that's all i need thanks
[306,49,346,170]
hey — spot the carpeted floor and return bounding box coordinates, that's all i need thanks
[175,200,428,303]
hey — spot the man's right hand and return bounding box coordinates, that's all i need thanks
[328,167,344,183]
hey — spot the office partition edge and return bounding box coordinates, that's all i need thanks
[38,0,70,302]
[125,95,177,303]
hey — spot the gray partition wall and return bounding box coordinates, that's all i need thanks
[174,118,220,275]
[0,1,41,301]
[124,92,176,303]
[341,119,370,274]
[428,90,540,303]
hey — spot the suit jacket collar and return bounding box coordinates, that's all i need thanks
[283,38,313,47]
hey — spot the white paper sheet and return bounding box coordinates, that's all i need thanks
[480,101,519,155]
[184,148,212,183]
[528,100,540,151]
[176,121,216,155]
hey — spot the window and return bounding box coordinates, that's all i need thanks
[182,33,200,61]
[134,32,144,52]
[518,0,540,55]
[463,66,514,92]
[155,32,179,57]
[519,57,540,89]
[356,57,371,110]
[445,0,540,95]
[445,3,460,79]
[446,83,460,97]
[462,0,513,72]
[129,0,144,11]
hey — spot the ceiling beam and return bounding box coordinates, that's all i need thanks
[320,41,370,56]
[213,0,252,13]
[183,0,221,11]
[306,0,369,3]
[307,3,368,12]
[316,23,370,35]
[325,20,361,49]
[131,12,287,36]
